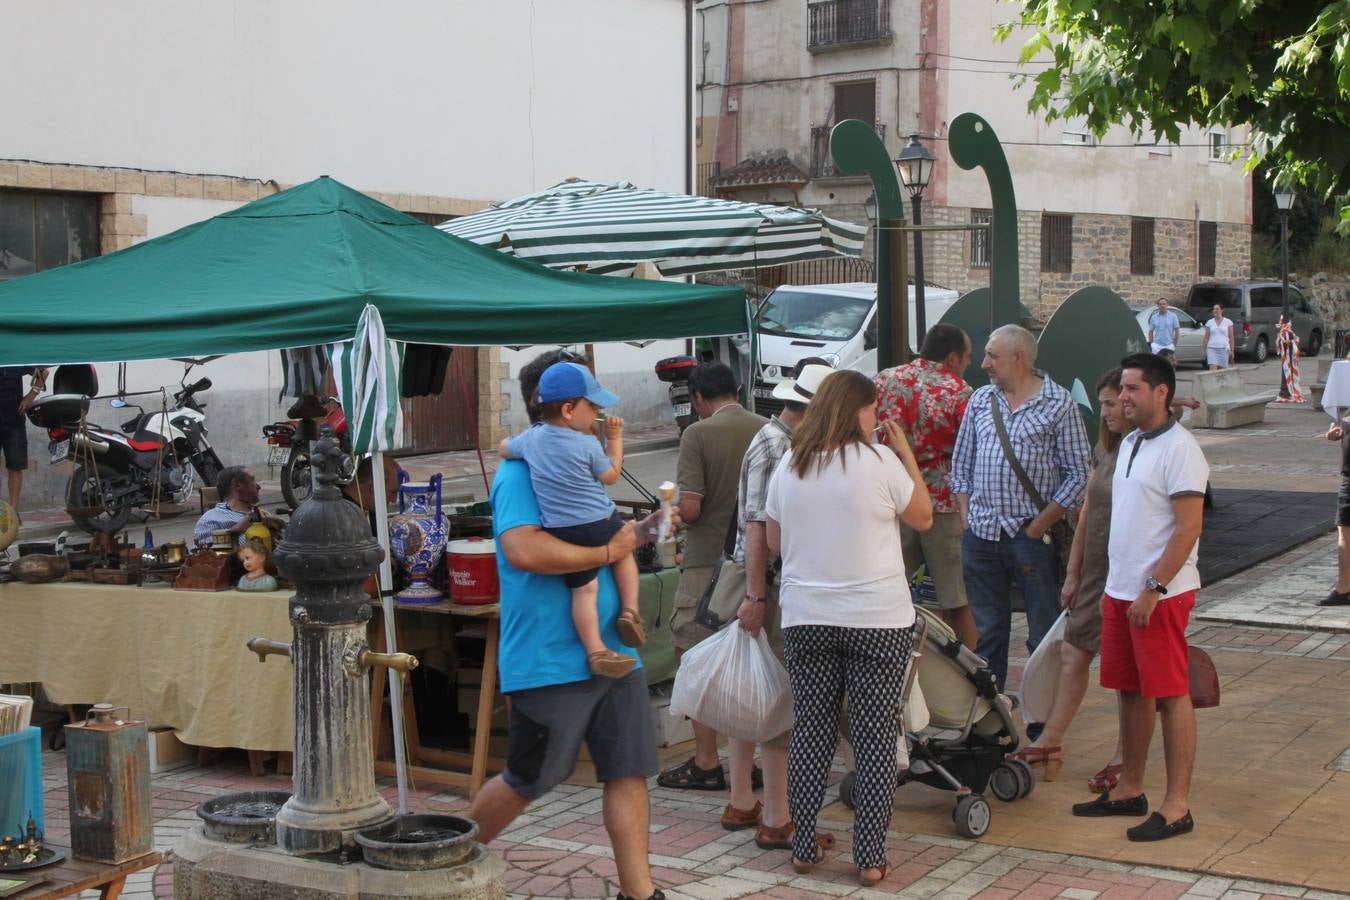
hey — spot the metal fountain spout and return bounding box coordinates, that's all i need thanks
[246,638,292,663]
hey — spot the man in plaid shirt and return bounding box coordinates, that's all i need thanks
[950,324,1091,692]
[874,323,978,650]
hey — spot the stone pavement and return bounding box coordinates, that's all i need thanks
[30,596,1350,899]
[32,707,1350,900]
[1196,533,1350,633]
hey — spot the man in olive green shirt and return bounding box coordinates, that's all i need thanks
[659,361,766,792]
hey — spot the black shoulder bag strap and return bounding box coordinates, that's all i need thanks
[989,397,1049,512]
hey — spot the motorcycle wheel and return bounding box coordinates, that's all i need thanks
[194,448,224,487]
[66,463,132,534]
[280,446,313,510]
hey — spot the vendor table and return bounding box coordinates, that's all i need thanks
[2,849,160,898]
[369,600,501,800]
[367,567,680,799]
[0,581,293,752]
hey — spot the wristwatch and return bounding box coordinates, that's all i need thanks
[1144,576,1168,595]
[744,595,766,605]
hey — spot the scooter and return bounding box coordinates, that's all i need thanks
[26,376,226,534]
[655,355,698,434]
[261,394,350,510]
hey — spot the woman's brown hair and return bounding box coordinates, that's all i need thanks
[1096,367,1124,454]
[788,369,879,478]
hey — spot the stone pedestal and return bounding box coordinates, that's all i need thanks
[173,825,507,900]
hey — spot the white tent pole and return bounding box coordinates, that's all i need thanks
[371,451,409,816]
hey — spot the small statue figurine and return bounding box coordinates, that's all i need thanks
[236,537,278,592]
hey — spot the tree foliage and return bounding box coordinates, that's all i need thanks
[999,1,1350,224]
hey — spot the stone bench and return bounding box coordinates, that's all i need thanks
[1308,355,1333,408]
[1192,369,1278,428]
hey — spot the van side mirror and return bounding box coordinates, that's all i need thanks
[864,318,878,350]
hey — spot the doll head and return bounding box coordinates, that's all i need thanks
[238,537,270,576]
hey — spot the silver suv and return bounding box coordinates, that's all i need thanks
[1184,280,1324,362]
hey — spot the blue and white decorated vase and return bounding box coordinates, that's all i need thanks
[389,473,448,603]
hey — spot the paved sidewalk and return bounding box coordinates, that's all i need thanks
[1196,533,1350,632]
[34,728,1350,900]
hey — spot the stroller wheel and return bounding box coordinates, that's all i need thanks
[1007,758,1035,799]
[953,794,991,838]
[989,764,1020,802]
[838,772,857,810]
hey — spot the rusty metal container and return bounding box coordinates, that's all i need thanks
[65,704,152,863]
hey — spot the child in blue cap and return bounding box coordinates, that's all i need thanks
[499,362,645,677]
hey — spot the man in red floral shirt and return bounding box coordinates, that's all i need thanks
[875,323,978,649]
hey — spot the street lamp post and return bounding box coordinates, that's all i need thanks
[896,134,936,347]
[1274,185,1296,399]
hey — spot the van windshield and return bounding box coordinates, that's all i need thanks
[756,289,871,340]
[1188,286,1240,312]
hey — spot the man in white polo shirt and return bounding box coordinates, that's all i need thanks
[1072,352,1207,842]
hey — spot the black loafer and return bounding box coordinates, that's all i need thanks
[1127,811,1194,842]
[1318,590,1350,607]
[1072,791,1148,818]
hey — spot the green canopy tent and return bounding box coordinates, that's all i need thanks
[0,176,748,366]
[0,175,748,814]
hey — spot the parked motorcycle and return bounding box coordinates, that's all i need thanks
[26,377,226,534]
[655,355,698,434]
[261,394,350,510]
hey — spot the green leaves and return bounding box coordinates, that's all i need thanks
[1001,0,1350,216]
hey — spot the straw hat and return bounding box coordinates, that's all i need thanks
[770,363,835,403]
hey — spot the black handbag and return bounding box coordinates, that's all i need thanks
[990,399,1075,581]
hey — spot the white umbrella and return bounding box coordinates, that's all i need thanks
[439,178,866,277]
[330,304,409,815]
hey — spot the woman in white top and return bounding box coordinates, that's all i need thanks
[1202,304,1235,369]
[765,369,932,886]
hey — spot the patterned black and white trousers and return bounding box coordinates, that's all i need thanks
[784,623,915,869]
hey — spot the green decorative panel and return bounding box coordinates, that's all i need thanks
[1035,286,1147,445]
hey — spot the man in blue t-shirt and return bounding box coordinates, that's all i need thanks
[467,350,673,900]
[1147,298,1181,361]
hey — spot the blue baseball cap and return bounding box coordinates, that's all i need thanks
[538,362,620,407]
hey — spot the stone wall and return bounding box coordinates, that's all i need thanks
[918,204,1252,322]
[1305,273,1350,336]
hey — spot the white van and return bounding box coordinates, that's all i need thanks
[748,282,961,405]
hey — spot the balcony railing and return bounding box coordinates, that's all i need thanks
[809,122,886,178]
[808,0,892,51]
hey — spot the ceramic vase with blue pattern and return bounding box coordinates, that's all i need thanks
[389,473,448,603]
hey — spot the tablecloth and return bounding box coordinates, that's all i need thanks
[1322,359,1350,418]
[0,581,294,751]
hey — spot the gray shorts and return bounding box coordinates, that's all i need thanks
[503,670,658,801]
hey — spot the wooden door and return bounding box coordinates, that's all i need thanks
[402,347,479,453]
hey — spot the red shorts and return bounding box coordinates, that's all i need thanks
[1099,591,1196,698]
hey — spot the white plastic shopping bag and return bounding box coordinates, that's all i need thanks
[668,625,794,743]
[1020,609,1068,724]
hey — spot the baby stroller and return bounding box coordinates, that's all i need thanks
[837,607,1032,838]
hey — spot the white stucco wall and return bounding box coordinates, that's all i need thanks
[940,0,1249,224]
[9,0,700,511]
[4,0,690,198]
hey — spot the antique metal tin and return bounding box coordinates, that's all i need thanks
[65,704,152,864]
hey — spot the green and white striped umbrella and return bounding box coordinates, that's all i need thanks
[439,179,866,277]
[331,304,406,454]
